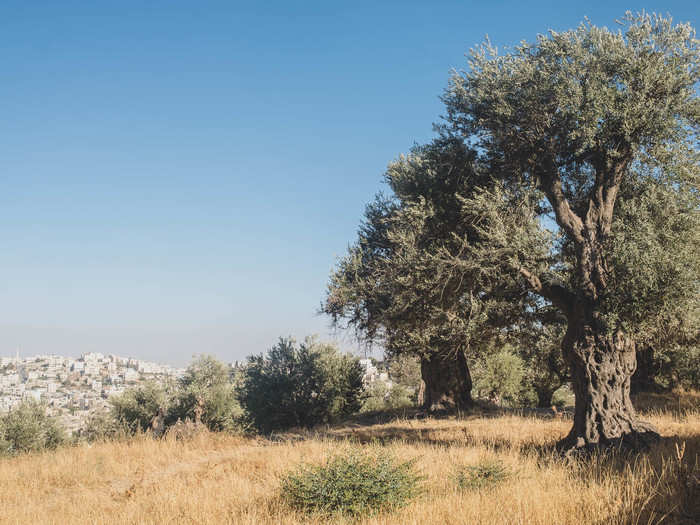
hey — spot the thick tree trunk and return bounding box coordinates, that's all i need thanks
[536,388,555,409]
[560,306,659,450]
[419,349,473,411]
[631,346,664,394]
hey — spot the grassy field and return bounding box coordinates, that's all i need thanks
[0,393,698,524]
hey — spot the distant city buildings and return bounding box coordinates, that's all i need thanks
[358,358,392,387]
[0,352,185,434]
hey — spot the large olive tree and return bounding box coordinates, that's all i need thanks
[324,137,498,410]
[441,13,699,449]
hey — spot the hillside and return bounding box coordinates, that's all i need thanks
[0,393,697,524]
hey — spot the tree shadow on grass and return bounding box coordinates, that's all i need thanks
[305,406,700,524]
[559,434,700,525]
[321,420,558,456]
[337,401,574,430]
[319,423,699,524]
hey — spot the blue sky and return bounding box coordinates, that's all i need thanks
[1,1,697,365]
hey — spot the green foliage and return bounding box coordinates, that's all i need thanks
[360,380,390,412]
[105,356,244,436]
[676,345,700,389]
[110,381,172,433]
[387,354,422,394]
[514,317,568,407]
[80,411,131,443]
[326,12,700,424]
[168,355,243,432]
[324,137,498,365]
[361,355,421,412]
[238,337,364,433]
[361,381,414,413]
[442,12,699,340]
[0,400,66,456]
[472,346,526,406]
[552,384,574,409]
[280,449,422,516]
[386,383,415,409]
[607,171,700,340]
[454,459,511,491]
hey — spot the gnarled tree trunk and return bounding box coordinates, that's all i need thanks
[631,346,664,394]
[535,388,556,409]
[418,349,473,411]
[560,302,658,450]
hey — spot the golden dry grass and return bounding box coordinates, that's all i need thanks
[0,397,698,524]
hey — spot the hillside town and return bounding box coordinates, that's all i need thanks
[0,352,185,433]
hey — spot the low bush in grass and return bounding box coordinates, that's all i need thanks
[0,400,66,456]
[454,458,511,491]
[79,411,132,443]
[281,449,422,515]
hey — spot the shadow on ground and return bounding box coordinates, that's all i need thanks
[583,434,700,525]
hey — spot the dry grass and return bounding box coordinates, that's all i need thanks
[0,394,698,524]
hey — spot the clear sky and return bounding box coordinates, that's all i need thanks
[1,1,697,366]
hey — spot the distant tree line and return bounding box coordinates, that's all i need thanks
[85,337,366,438]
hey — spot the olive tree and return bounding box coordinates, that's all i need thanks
[168,355,242,432]
[0,400,66,455]
[441,13,699,449]
[325,138,501,410]
[237,337,364,432]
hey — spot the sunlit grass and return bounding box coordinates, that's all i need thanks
[0,392,697,524]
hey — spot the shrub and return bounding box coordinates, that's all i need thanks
[361,380,390,412]
[454,458,511,491]
[676,345,700,390]
[473,346,526,406]
[167,355,243,432]
[80,411,131,442]
[360,355,421,412]
[361,381,415,413]
[238,337,364,432]
[281,449,422,515]
[0,400,66,455]
[110,381,172,432]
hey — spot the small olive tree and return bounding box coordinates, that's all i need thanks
[238,337,364,433]
[110,381,173,433]
[167,355,242,432]
[0,400,66,455]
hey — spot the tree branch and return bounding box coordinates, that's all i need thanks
[518,266,574,314]
[533,153,585,244]
[540,170,585,244]
[586,151,633,237]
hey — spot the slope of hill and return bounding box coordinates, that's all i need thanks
[0,394,698,524]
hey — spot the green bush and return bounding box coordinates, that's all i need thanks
[454,458,511,491]
[110,381,172,432]
[360,380,390,412]
[676,344,700,390]
[361,381,415,412]
[167,355,243,432]
[0,400,67,456]
[281,449,422,515]
[80,411,131,442]
[387,354,422,395]
[106,356,243,436]
[238,337,364,432]
[360,355,420,413]
[473,346,526,406]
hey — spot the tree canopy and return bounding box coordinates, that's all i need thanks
[326,12,699,450]
[237,337,364,433]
